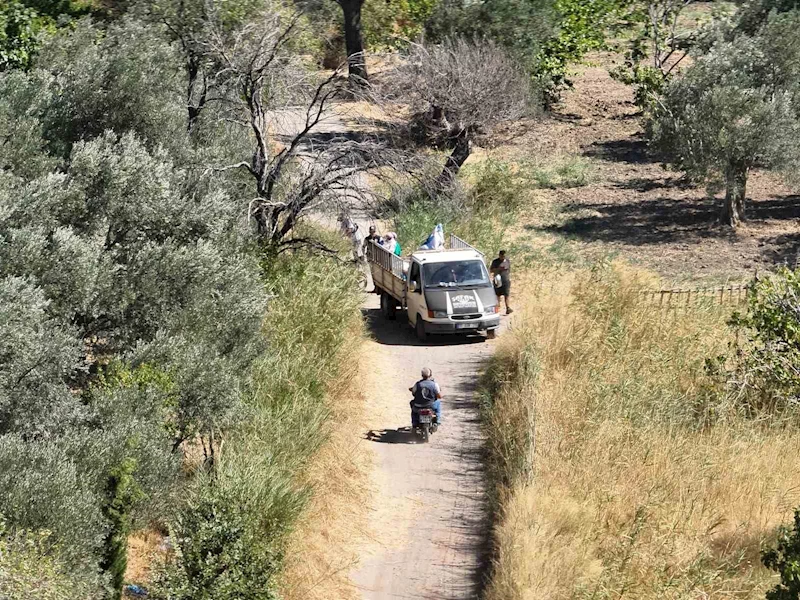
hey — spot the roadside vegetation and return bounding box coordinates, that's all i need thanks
[477,2,800,597]
[0,2,371,597]
[482,263,800,599]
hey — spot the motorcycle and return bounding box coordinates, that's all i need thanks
[411,404,438,442]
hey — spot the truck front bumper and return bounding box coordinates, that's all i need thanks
[423,315,501,334]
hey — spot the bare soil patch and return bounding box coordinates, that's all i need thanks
[497,53,800,284]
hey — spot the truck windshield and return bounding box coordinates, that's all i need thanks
[423,260,490,288]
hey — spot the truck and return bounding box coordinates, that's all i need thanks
[366,233,501,341]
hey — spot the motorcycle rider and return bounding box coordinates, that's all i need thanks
[409,367,442,427]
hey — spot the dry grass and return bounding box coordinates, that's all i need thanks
[125,528,166,586]
[483,264,800,600]
[277,309,371,600]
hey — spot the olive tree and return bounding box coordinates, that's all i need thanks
[389,38,532,185]
[651,12,800,226]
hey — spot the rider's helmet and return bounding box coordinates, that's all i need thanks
[421,367,432,379]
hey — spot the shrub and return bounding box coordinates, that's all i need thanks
[528,155,594,189]
[151,482,282,600]
[708,267,800,419]
[0,516,104,600]
[763,508,800,600]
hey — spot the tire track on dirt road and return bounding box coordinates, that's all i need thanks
[350,293,497,600]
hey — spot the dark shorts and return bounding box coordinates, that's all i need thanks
[495,282,510,297]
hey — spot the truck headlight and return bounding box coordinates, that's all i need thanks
[427,309,448,319]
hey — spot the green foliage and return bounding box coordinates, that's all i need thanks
[363,0,437,48]
[651,10,800,220]
[0,516,104,599]
[735,0,800,34]
[610,62,666,111]
[152,483,281,600]
[425,0,557,59]
[528,155,594,188]
[763,509,800,600]
[537,0,627,100]
[0,1,46,71]
[390,158,529,255]
[101,457,144,600]
[424,0,625,103]
[35,18,185,158]
[710,267,800,417]
[0,13,263,587]
[0,0,105,73]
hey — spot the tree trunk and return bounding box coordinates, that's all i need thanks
[437,127,470,186]
[337,0,368,86]
[721,165,747,227]
[186,55,207,133]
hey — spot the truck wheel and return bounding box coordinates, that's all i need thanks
[415,317,427,342]
[380,293,396,320]
[486,328,497,340]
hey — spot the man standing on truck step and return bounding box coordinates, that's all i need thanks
[363,224,381,253]
[490,249,513,315]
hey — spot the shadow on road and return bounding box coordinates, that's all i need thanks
[361,306,488,347]
[365,427,423,444]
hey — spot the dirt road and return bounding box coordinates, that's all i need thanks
[350,293,496,600]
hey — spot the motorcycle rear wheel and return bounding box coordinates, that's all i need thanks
[421,424,430,443]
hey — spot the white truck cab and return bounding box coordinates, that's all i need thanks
[367,235,501,341]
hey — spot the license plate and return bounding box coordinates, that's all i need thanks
[456,322,479,329]
[419,414,433,424]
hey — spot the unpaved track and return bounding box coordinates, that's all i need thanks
[351,293,497,600]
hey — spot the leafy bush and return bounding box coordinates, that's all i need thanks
[708,267,800,419]
[763,509,800,600]
[389,158,528,255]
[0,516,104,599]
[152,483,282,600]
[0,1,46,71]
[528,155,594,189]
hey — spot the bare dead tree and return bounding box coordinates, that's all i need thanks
[200,9,412,249]
[385,39,532,186]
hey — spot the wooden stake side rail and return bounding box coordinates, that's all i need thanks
[448,233,484,256]
[366,241,406,304]
[366,240,404,277]
[636,284,750,308]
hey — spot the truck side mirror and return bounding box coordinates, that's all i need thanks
[408,281,417,293]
